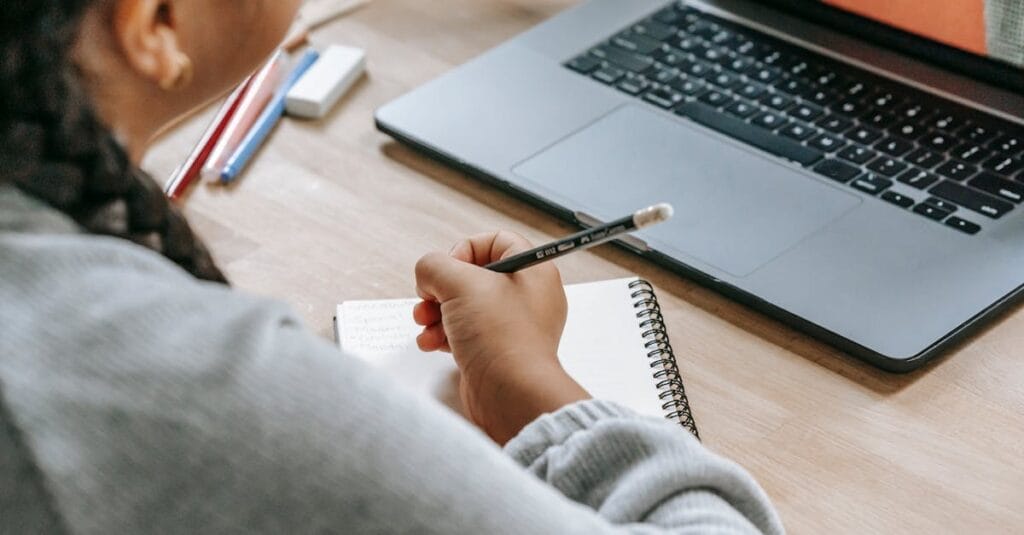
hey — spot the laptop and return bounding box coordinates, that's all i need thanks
[375,0,1024,372]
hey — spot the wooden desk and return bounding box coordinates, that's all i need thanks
[145,1,1024,532]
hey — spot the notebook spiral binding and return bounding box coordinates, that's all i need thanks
[629,279,700,440]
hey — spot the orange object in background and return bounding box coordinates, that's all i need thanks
[823,0,987,55]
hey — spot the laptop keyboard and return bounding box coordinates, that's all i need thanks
[564,2,1024,235]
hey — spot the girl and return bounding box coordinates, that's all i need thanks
[0,1,783,532]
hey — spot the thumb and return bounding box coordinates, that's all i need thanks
[414,251,484,303]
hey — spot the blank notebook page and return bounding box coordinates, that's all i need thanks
[336,277,666,419]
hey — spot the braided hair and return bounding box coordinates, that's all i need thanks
[0,1,228,284]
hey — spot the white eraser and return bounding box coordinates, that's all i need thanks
[285,45,366,119]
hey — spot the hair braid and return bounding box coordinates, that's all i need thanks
[0,1,228,284]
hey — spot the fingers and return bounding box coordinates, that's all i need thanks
[415,251,475,303]
[415,231,536,303]
[451,231,534,266]
[413,300,441,326]
[416,323,448,352]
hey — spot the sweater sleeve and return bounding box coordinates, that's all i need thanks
[506,401,783,533]
[0,233,784,535]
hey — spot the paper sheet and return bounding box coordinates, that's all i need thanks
[336,278,667,420]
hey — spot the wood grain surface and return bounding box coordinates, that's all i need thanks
[143,1,1024,532]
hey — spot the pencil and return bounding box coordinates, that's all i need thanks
[220,49,322,183]
[201,50,287,182]
[164,79,252,199]
[485,203,675,273]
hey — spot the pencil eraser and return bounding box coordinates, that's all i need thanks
[285,45,366,119]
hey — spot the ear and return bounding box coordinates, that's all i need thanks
[113,0,188,89]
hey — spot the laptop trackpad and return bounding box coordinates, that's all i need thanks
[512,105,860,277]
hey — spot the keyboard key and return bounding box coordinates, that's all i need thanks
[835,97,865,117]
[951,143,992,164]
[726,57,757,74]
[862,111,897,129]
[654,6,685,25]
[851,174,893,195]
[892,120,927,141]
[929,113,964,133]
[567,55,601,74]
[676,102,824,166]
[723,99,758,118]
[635,20,677,42]
[913,202,953,221]
[817,114,853,134]
[736,81,767,99]
[894,103,931,121]
[669,77,708,96]
[699,89,730,107]
[906,148,944,169]
[808,133,846,152]
[778,78,814,97]
[653,48,689,68]
[841,81,869,98]
[969,172,1024,203]
[612,33,663,55]
[592,45,653,73]
[930,180,1014,218]
[935,160,977,181]
[686,20,719,40]
[881,191,915,208]
[813,159,860,182]
[988,134,1024,156]
[710,28,743,47]
[866,157,907,177]
[593,66,626,85]
[981,154,1024,177]
[837,145,877,165]
[675,36,704,52]
[747,65,783,83]
[709,70,743,89]
[751,111,789,130]
[846,126,883,144]
[896,168,939,190]
[650,67,680,85]
[945,216,981,235]
[957,124,998,144]
[643,87,685,109]
[922,132,955,151]
[780,122,816,141]
[791,103,824,122]
[925,197,959,213]
[812,71,845,89]
[761,93,794,111]
[867,91,901,110]
[699,46,732,66]
[757,49,784,65]
[805,89,833,105]
[683,59,715,79]
[616,75,650,95]
[875,137,914,157]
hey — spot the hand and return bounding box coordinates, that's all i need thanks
[413,231,591,444]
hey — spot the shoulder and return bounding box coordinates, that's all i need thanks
[0,226,311,391]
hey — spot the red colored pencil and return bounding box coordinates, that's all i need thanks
[165,76,254,200]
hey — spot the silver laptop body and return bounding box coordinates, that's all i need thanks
[376,0,1024,371]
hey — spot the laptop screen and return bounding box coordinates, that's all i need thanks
[757,0,1024,93]
[821,0,1022,69]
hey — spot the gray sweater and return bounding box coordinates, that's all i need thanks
[0,185,783,534]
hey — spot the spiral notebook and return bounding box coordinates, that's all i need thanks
[334,277,698,438]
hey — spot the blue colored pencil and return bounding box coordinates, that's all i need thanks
[220,49,322,183]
